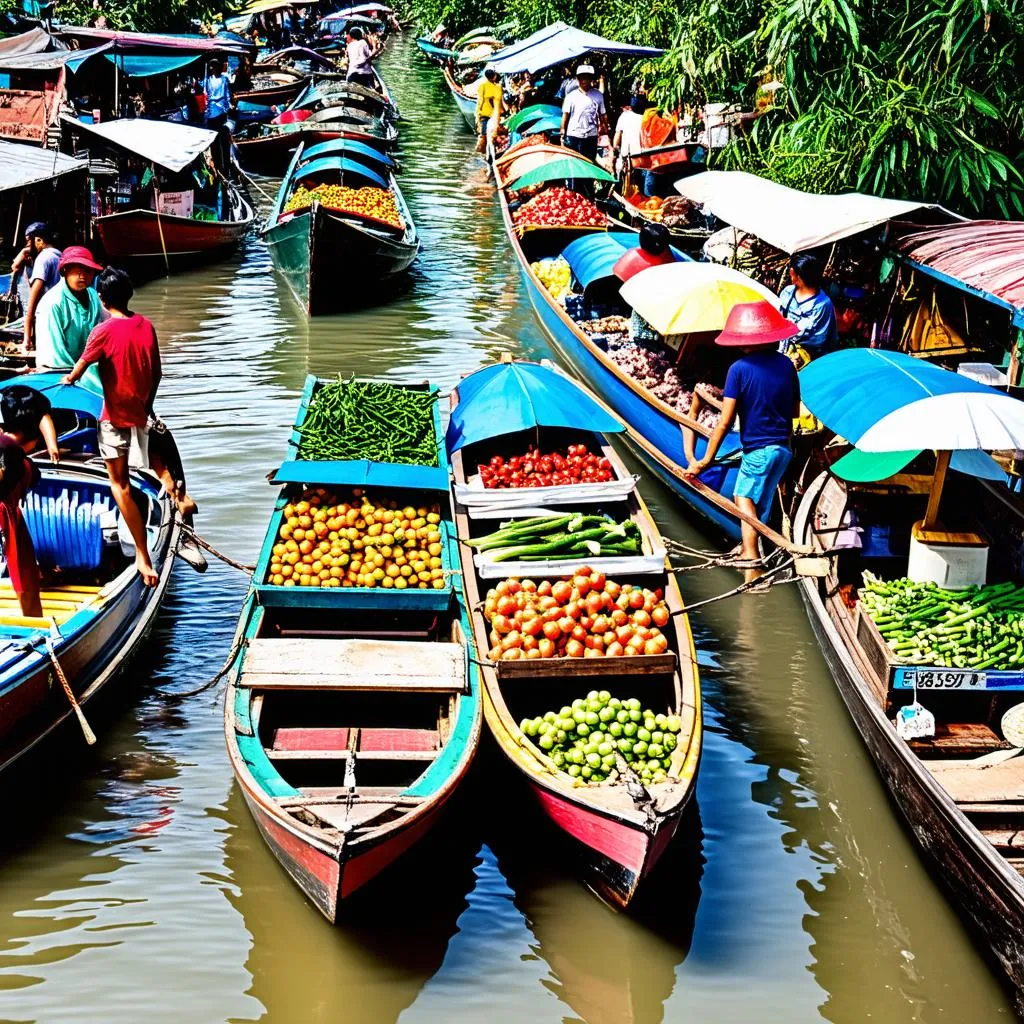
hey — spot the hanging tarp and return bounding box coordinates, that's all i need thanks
[0,28,54,58]
[63,117,216,173]
[0,42,110,73]
[675,170,937,254]
[104,52,202,77]
[55,26,251,54]
[487,22,662,76]
[0,142,86,193]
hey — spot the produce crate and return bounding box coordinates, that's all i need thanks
[492,649,676,679]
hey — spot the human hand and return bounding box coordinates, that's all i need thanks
[683,458,707,478]
[47,445,60,463]
[60,373,75,386]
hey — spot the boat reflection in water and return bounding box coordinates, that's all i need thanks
[489,776,704,1024]
[222,782,480,1024]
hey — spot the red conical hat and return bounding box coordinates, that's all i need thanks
[716,300,798,347]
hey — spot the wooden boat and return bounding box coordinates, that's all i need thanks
[0,375,177,776]
[262,140,418,314]
[95,183,254,262]
[236,117,399,175]
[225,375,482,921]
[442,65,479,129]
[493,179,746,541]
[293,76,399,123]
[416,37,455,63]
[792,468,1024,1008]
[448,359,701,906]
[235,67,308,109]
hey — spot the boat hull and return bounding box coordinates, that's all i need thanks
[0,469,176,775]
[235,80,306,108]
[793,485,1024,1006]
[264,201,418,315]
[94,192,253,262]
[443,68,477,129]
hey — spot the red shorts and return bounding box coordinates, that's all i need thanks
[0,501,39,596]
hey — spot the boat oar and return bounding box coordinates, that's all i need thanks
[45,619,96,746]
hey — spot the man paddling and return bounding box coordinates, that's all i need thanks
[684,301,800,583]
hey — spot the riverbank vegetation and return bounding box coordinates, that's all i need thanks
[409,0,1024,217]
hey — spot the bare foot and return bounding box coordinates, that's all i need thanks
[137,556,159,588]
[743,567,765,587]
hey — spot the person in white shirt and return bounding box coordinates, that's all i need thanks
[612,95,645,176]
[559,63,608,162]
[345,27,377,91]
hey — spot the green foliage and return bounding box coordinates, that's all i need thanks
[404,0,1024,216]
[53,0,229,31]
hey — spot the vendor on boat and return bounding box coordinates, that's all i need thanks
[12,222,62,353]
[612,95,645,179]
[203,59,232,173]
[684,301,800,583]
[232,55,253,93]
[778,252,838,361]
[0,386,55,617]
[345,27,377,91]
[559,64,608,163]
[613,222,675,281]
[34,247,105,392]
[475,67,503,151]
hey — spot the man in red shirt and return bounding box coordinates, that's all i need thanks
[62,267,161,587]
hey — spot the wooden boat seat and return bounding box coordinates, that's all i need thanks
[239,638,466,693]
[0,583,102,630]
[909,723,1012,758]
[925,754,1024,804]
[267,726,440,761]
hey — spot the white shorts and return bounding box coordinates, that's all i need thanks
[98,421,150,469]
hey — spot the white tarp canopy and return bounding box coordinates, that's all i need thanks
[64,117,217,173]
[675,170,934,253]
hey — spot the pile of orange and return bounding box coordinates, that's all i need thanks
[267,487,447,590]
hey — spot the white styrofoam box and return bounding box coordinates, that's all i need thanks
[958,362,1008,388]
[908,533,989,589]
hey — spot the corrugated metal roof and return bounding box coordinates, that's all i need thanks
[0,141,87,192]
[895,221,1024,319]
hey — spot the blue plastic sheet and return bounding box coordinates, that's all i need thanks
[300,139,395,168]
[104,52,201,76]
[0,373,102,419]
[446,362,623,453]
[293,156,388,188]
[273,459,448,490]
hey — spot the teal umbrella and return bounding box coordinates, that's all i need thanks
[508,156,616,191]
[522,114,563,135]
[506,103,561,132]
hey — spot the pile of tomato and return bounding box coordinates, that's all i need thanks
[512,187,606,230]
[478,443,615,489]
[483,569,672,662]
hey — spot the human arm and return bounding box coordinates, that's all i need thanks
[560,93,570,141]
[61,328,102,385]
[684,397,737,475]
[10,244,31,277]
[39,413,59,462]
[22,278,46,350]
[147,333,162,416]
[597,93,609,137]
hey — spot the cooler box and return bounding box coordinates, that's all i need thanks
[907,522,988,589]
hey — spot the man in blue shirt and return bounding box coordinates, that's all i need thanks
[685,300,800,582]
[778,252,837,358]
[203,59,232,173]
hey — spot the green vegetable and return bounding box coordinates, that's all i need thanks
[297,377,439,466]
[468,514,642,561]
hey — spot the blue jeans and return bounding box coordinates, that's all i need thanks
[733,445,792,519]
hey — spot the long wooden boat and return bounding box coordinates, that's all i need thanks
[0,376,177,776]
[95,183,255,262]
[791,468,1024,1007]
[442,66,478,129]
[235,68,308,109]
[263,140,418,314]
[493,181,745,541]
[448,360,701,907]
[225,375,482,921]
[236,117,399,175]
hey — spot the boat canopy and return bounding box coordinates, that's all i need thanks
[675,171,938,254]
[0,373,102,419]
[507,156,616,191]
[56,26,252,54]
[258,46,338,69]
[104,52,202,76]
[894,222,1024,328]
[487,22,662,76]
[561,231,684,291]
[300,138,394,167]
[293,155,389,188]
[505,103,560,132]
[0,142,86,193]
[446,361,623,453]
[64,117,217,173]
[800,349,1024,454]
[0,27,53,57]
[0,42,110,73]
[522,115,564,136]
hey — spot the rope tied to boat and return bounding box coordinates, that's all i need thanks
[157,631,246,702]
[176,521,255,575]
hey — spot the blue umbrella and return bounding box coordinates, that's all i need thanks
[446,361,623,453]
[0,373,102,418]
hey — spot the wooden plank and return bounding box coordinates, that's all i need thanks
[312,801,402,832]
[925,757,1024,803]
[494,650,676,679]
[240,637,466,692]
[909,723,1011,758]
[360,728,437,752]
[922,449,951,530]
[272,726,350,751]
[267,749,435,761]
[959,802,1024,816]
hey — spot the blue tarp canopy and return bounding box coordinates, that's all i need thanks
[294,156,388,188]
[522,115,563,136]
[300,139,395,167]
[0,373,102,419]
[800,349,1024,482]
[561,231,685,290]
[487,22,663,76]
[446,361,623,453]
[273,459,448,490]
[104,52,201,76]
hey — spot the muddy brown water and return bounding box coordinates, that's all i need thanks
[0,36,1015,1024]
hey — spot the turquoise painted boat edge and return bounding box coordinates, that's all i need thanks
[263,207,314,313]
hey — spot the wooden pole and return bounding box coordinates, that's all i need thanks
[922,449,951,530]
